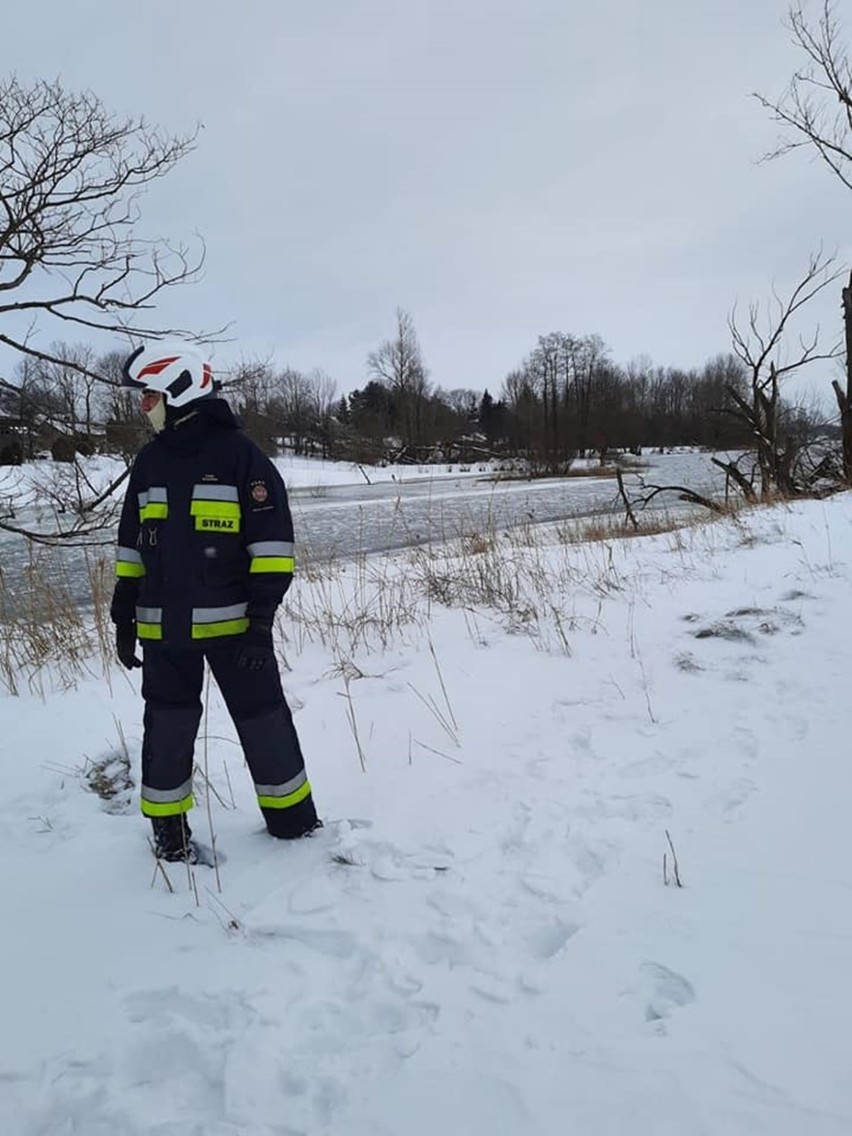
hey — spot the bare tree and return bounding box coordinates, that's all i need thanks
[0,77,215,386]
[755,2,852,192]
[225,358,279,453]
[834,272,852,480]
[527,334,563,470]
[273,367,315,455]
[100,348,148,461]
[562,333,609,457]
[715,251,843,498]
[28,342,101,446]
[305,368,338,458]
[441,388,478,421]
[0,77,222,543]
[225,358,277,413]
[755,5,852,483]
[367,308,430,453]
[501,367,539,469]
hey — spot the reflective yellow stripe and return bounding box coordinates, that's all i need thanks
[116,562,146,578]
[137,488,168,522]
[249,557,295,574]
[141,794,193,818]
[258,780,312,810]
[191,617,250,639]
[190,501,241,519]
[137,622,163,640]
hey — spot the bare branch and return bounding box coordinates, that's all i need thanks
[728,250,843,384]
[0,76,227,385]
[755,2,852,191]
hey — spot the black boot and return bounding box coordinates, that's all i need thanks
[151,815,198,863]
[265,796,323,840]
[273,816,324,840]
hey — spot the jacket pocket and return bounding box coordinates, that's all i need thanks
[200,540,247,590]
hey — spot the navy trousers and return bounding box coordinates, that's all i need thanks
[140,642,317,838]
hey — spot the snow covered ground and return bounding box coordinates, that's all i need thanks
[1,490,851,1134]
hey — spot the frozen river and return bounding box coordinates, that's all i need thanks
[290,450,729,560]
[0,451,732,612]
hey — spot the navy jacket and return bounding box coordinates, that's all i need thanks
[110,399,295,647]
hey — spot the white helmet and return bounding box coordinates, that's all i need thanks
[122,342,215,408]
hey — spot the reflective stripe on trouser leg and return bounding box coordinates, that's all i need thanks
[232,703,305,786]
[140,777,194,817]
[235,705,317,836]
[141,702,201,817]
[140,649,205,819]
[256,769,311,810]
[204,645,317,837]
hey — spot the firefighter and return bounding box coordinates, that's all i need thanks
[110,342,320,862]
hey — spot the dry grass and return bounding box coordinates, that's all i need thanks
[0,545,112,695]
[558,500,745,546]
[486,458,648,484]
[83,751,134,813]
[286,505,741,660]
[0,493,748,692]
[81,717,134,813]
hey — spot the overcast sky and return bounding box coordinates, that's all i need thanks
[3,0,850,400]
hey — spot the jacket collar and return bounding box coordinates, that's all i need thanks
[155,398,240,454]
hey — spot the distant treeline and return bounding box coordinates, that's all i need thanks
[0,323,819,470]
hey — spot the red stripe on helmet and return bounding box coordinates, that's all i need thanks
[201,363,212,389]
[136,356,180,381]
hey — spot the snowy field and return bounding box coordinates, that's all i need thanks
[1,489,851,1134]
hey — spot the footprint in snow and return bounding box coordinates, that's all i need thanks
[704,777,758,821]
[411,930,470,967]
[640,961,696,1022]
[526,916,583,960]
[248,923,360,959]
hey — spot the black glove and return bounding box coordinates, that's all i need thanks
[236,620,274,672]
[115,622,142,670]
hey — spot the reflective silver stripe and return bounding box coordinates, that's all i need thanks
[116,546,143,565]
[247,541,294,558]
[141,778,194,804]
[191,484,239,501]
[136,606,162,623]
[255,770,307,798]
[137,487,168,507]
[191,603,248,624]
